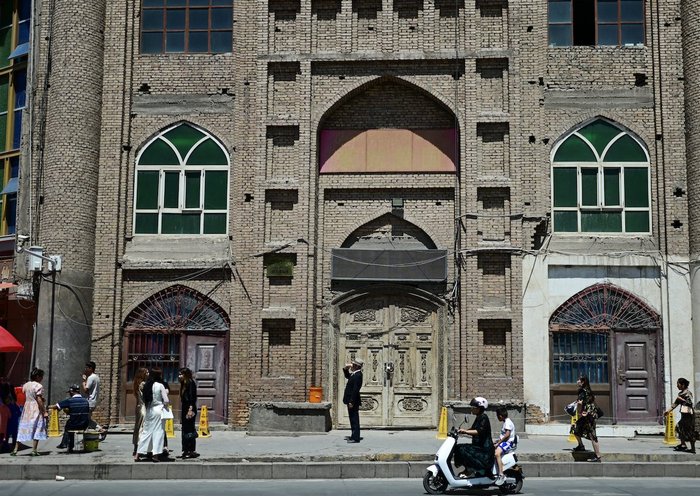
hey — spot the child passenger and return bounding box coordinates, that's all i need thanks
[494,407,516,486]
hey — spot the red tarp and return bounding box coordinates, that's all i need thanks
[0,325,23,352]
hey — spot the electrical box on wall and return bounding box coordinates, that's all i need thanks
[25,246,44,272]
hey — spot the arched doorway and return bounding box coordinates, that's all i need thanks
[549,283,662,424]
[121,285,230,422]
[336,289,443,428]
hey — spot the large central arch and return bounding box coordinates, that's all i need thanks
[318,77,459,174]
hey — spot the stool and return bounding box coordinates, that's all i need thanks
[66,429,100,452]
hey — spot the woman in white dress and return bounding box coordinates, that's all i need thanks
[135,368,170,462]
[11,368,47,456]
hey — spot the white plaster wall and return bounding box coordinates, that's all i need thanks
[522,253,692,425]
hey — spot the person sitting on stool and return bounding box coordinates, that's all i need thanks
[51,384,89,453]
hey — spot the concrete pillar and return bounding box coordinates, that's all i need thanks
[20,0,106,403]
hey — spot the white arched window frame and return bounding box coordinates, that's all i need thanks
[551,120,651,234]
[134,123,230,235]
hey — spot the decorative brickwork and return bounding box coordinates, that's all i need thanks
[16,0,694,427]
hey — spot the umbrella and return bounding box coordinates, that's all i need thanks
[0,325,24,377]
[0,325,23,352]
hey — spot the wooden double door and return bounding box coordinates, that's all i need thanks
[338,295,440,428]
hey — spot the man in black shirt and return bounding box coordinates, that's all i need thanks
[343,358,363,443]
[52,384,90,453]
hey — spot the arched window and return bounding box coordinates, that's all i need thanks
[134,123,229,235]
[123,285,230,383]
[551,119,650,234]
[549,283,660,384]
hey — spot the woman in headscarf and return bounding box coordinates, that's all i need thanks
[135,368,170,462]
[666,377,697,453]
[131,367,149,460]
[178,367,198,459]
[454,397,495,477]
[571,375,602,462]
[11,368,48,456]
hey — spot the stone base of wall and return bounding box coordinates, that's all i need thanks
[248,401,332,435]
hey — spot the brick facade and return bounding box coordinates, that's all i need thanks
[17,0,697,427]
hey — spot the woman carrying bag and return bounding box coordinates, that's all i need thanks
[135,368,170,462]
[571,375,603,462]
[666,377,697,453]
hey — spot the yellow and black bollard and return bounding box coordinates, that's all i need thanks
[663,410,678,445]
[437,407,448,440]
[568,411,579,443]
[198,405,211,438]
[48,408,61,437]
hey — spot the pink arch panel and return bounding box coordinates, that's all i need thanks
[319,128,458,173]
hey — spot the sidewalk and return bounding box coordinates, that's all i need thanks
[2,429,699,480]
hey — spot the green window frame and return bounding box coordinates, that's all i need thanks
[552,119,650,234]
[134,123,229,235]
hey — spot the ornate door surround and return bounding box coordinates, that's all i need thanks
[332,287,445,428]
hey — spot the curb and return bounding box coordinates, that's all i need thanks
[3,460,699,480]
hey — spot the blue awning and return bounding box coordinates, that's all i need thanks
[8,43,29,60]
[1,178,18,195]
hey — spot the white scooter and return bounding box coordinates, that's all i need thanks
[423,418,524,495]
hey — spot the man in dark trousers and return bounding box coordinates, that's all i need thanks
[343,358,364,443]
[51,384,89,453]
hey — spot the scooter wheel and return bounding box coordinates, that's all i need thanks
[498,474,523,494]
[422,471,448,495]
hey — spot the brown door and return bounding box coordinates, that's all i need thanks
[614,332,659,423]
[185,334,227,422]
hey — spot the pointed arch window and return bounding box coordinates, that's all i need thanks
[552,119,650,234]
[134,123,229,235]
[549,283,660,384]
[123,285,230,382]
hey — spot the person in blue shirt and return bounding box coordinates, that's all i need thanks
[51,384,90,453]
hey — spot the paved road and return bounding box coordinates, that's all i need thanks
[0,478,692,496]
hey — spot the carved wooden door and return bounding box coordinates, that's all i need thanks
[185,334,227,423]
[338,295,438,428]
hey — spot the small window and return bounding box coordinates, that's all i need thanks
[134,123,229,235]
[548,0,644,47]
[552,119,650,234]
[141,0,233,54]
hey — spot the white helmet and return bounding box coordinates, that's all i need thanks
[470,396,488,409]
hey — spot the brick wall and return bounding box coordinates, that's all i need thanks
[18,0,692,426]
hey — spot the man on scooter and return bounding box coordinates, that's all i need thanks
[454,397,495,478]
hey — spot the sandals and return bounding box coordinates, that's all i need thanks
[10,451,17,457]
[586,456,602,462]
[29,451,41,456]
